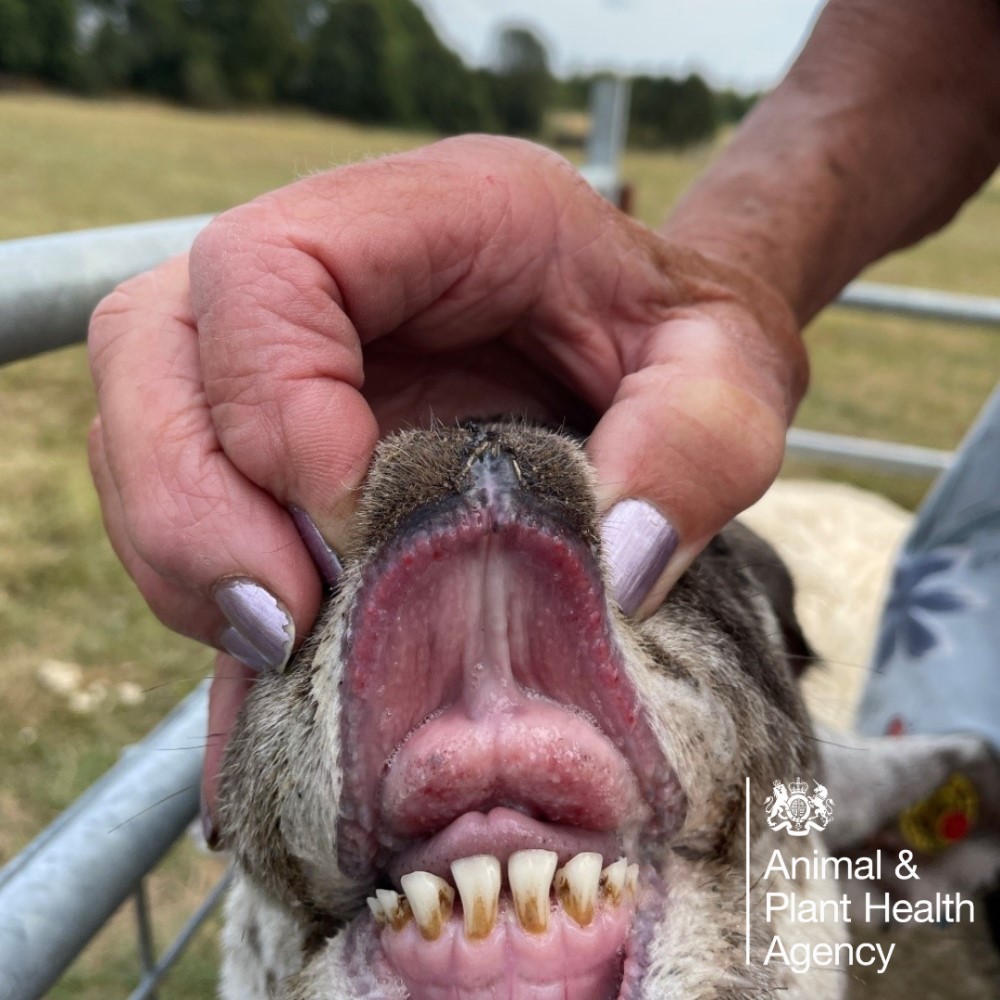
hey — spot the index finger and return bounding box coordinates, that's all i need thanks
[188,136,585,549]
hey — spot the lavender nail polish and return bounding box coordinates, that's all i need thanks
[290,506,343,586]
[219,624,275,673]
[214,579,294,672]
[601,499,679,616]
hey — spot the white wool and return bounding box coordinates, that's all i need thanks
[742,480,911,730]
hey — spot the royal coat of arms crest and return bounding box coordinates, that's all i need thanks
[765,776,835,836]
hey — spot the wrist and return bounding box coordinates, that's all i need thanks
[660,149,846,326]
[660,0,1000,327]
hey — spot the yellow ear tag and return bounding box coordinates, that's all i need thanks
[899,773,978,854]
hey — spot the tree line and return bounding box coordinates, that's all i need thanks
[0,0,757,147]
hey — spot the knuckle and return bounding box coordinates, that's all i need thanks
[87,284,139,370]
[190,202,269,275]
[88,264,192,378]
[189,213,230,269]
[125,446,235,582]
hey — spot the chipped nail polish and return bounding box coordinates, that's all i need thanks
[214,579,294,672]
[601,499,679,615]
[219,624,275,673]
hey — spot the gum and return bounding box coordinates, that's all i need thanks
[381,898,632,1000]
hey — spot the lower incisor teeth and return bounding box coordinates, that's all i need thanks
[508,849,558,933]
[367,895,387,926]
[451,854,501,940]
[601,857,628,905]
[626,863,639,897]
[555,852,603,927]
[375,888,411,931]
[400,871,455,941]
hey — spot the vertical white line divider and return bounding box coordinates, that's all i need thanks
[745,776,751,965]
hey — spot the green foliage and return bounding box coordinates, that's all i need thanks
[0,0,79,83]
[406,33,495,134]
[552,73,592,111]
[77,20,132,93]
[486,25,553,136]
[75,0,298,104]
[379,0,494,133]
[178,30,231,108]
[629,72,717,149]
[27,0,80,83]
[0,0,748,145]
[714,86,759,124]
[300,0,494,133]
[192,0,299,104]
[304,0,395,121]
[0,0,42,74]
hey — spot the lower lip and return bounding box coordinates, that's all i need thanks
[386,808,630,887]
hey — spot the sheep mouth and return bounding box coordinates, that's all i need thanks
[334,458,683,997]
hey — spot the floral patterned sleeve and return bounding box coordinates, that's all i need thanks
[857,386,1000,748]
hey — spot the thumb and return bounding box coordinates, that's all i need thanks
[588,320,803,617]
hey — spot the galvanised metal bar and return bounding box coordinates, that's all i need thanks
[0,681,209,1000]
[838,281,1000,328]
[787,428,953,477]
[581,77,631,204]
[2,218,998,368]
[126,869,233,1000]
[0,214,212,365]
[134,880,158,998]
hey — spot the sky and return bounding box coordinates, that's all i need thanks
[418,0,827,91]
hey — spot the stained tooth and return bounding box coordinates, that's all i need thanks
[367,895,387,926]
[375,888,412,931]
[508,849,558,933]
[450,854,501,940]
[626,863,640,898]
[555,852,603,927]
[401,871,455,942]
[600,857,628,905]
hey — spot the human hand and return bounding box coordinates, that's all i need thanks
[87,135,806,837]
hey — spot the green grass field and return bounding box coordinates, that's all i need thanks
[0,92,997,998]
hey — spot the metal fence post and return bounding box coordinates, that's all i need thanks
[580,75,631,204]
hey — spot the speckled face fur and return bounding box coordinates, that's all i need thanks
[218,422,847,1000]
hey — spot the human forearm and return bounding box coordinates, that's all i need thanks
[663,0,1000,325]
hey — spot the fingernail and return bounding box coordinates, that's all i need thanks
[201,791,220,851]
[219,625,275,672]
[289,506,343,586]
[601,499,679,615]
[214,579,294,672]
